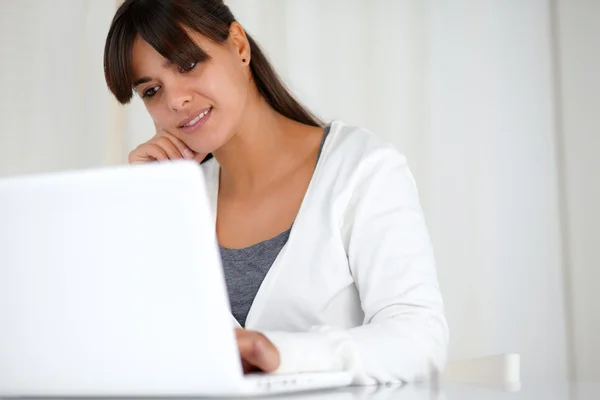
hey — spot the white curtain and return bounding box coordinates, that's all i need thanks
[555,0,600,381]
[7,0,600,381]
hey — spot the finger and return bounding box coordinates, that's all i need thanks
[238,332,279,373]
[147,144,169,161]
[129,143,168,163]
[241,359,259,374]
[248,338,279,373]
[153,136,184,160]
[157,131,197,160]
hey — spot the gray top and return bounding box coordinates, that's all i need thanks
[220,124,331,327]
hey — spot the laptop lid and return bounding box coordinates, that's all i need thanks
[0,161,244,396]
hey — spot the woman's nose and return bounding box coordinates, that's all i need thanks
[166,85,193,112]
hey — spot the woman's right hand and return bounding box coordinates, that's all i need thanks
[128,129,206,164]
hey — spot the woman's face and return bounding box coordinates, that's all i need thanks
[131,28,250,154]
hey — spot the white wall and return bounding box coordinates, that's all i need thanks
[0,0,119,177]
[555,0,600,381]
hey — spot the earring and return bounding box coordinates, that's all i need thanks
[242,58,247,63]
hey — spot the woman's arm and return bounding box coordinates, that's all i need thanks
[259,149,448,384]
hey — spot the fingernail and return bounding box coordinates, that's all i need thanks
[183,149,194,159]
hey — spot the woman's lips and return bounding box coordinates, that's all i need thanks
[178,107,212,134]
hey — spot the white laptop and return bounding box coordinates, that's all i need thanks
[0,161,352,397]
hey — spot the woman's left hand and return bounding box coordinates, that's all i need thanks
[235,328,280,374]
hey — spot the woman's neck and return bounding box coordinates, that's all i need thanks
[213,97,312,196]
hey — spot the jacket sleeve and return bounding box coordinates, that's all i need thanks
[260,149,449,384]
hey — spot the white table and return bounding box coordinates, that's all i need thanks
[6,382,597,400]
[251,382,598,400]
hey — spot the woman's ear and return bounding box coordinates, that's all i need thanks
[229,21,250,64]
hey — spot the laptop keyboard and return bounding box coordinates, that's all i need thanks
[246,373,306,391]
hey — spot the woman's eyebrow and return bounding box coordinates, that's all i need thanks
[133,77,151,88]
[133,60,180,87]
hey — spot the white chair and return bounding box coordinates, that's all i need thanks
[444,353,521,391]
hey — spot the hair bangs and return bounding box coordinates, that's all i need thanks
[135,12,210,72]
[104,1,210,104]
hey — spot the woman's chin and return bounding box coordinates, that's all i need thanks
[187,138,226,159]
[189,130,234,157]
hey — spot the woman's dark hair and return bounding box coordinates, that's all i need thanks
[104,0,322,128]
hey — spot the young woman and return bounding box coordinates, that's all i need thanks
[104,0,448,384]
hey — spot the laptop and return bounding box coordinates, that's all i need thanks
[0,161,353,397]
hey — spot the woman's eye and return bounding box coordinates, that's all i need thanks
[142,86,159,99]
[179,61,197,73]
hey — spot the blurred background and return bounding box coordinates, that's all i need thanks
[0,0,598,384]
